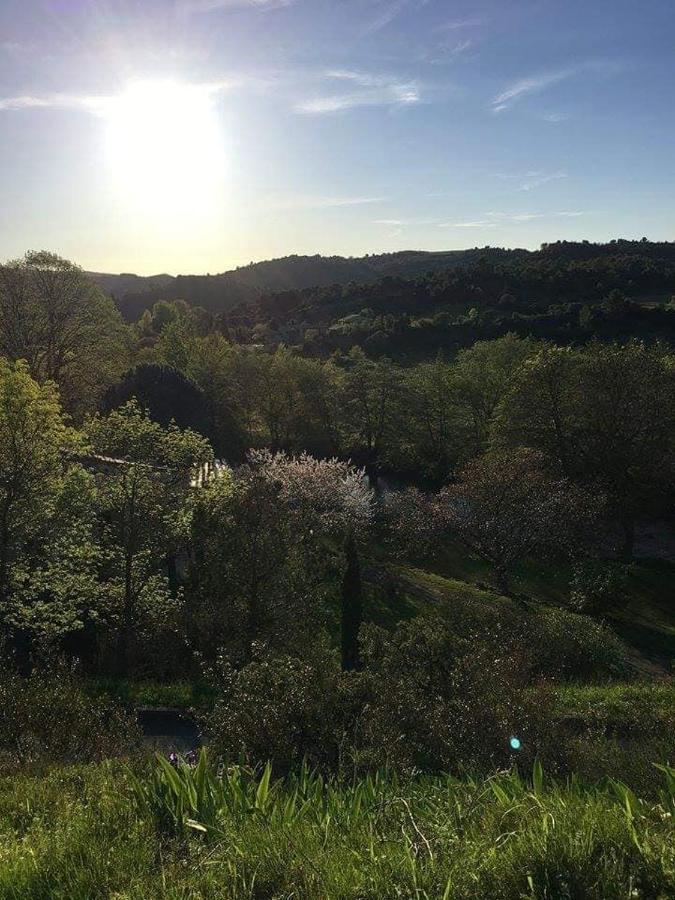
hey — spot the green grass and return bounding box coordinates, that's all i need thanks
[554,682,675,720]
[0,758,673,899]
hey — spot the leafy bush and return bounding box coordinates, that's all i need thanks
[204,612,635,777]
[524,605,631,681]
[353,617,553,773]
[206,642,345,772]
[0,664,141,770]
[570,559,630,615]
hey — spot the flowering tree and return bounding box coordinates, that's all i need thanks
[189,450,373,664]
[441,448,601,594]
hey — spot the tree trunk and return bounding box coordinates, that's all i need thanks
[495,565,511,597]
[116,551,134,677]
[620,517,635,561]
[10,627,33,676]
[341,534,363,671]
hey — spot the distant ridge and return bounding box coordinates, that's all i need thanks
[88,240,675,322]
[88,247,530,320]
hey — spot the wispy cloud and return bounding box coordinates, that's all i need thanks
[0,80,236,115]
[1,41,30,57]
[495,170,568,191]
[439,209,590,228]
[373,217,436,226]
[438,18,482,31]
[542,112,570,123]
[491,61,621,113]
[0,93,105,113]
[271,195,387,210]
[183,0,294,13]
[487,211,543,222]
[362,0,431,36]
[438,220,498,228]
[296,70,421,114]
[428,38,474,64]
[491,69,576,113]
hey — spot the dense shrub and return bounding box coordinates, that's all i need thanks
[525,606,631,680]
[0,665,141,770]
[569,559,630,615]
[352,618,553,773]
[205,620,557,776]
[206,642,345,772]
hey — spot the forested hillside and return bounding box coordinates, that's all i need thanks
[89,246,530,319]
[91,241,675,359]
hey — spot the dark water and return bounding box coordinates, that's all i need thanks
[137,708,202,752]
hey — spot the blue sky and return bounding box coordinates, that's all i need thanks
[1,0,674,274]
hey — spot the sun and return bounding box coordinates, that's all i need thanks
[103,79,226,218]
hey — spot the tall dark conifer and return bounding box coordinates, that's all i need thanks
[341,533,362,671]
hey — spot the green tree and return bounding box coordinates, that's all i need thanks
[496,342,675,558]
[573,342,675,558]
[86,401,213,675]
[494,345,581,476]
[340,533,363,671]
[0,251,131,415]
[189,451,372,662]
[398,355,458,481]
[343,348,402,468]
[452,334,539,456]
[0,360,99,669]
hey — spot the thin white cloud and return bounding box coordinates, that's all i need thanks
[491,69,575,112]
[494,170,568,191]
[373,217,436,226]
[1,42,28,56]
[362,0,431,35]
[487,211,543,222]
[431,38,474,62]
[519,171,567,191]
[0,93,105,113]
[449,39,473,55]
[438,18,482,31]
[440,210,590,228]
[542,112,570,123]
[438,220,498,228]
[0,80,236,115]
[296,70,421,114]
[491,61,621,113]
[183,0,294,12]
[271,195,387,210]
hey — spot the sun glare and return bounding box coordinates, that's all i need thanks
[104,79,226,219]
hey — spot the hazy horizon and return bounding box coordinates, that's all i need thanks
[2,1,674,275]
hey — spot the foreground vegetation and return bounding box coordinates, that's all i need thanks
[0,758,673,899]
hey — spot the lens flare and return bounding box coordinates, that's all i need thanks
[509,736,522,751]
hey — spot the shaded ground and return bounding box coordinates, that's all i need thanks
[362,550,674,675]
[137,707,201,753]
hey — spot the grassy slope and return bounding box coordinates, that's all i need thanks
[0,761,673,899]
[366,540,675,671]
